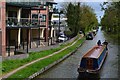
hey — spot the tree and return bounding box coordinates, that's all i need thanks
[79,4,98,32]
[61,2,98,37]
[66,2,81,37]
[101,1,120,45]
[101,2,120,33]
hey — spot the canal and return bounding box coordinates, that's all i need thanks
[35,27,118,79]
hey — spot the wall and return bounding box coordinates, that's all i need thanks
[0,30,2,56]
[0,2,6,57]
[31,29,39,39]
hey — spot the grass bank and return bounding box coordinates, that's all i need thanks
[103,32,120,45]
[2,35,80,75]
[7,37,85,79]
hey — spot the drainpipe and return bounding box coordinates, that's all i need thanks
[17,8,22,47]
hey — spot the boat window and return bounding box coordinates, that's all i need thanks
[86,58,93,69]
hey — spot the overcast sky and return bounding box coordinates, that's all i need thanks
[84,2,104,23]
[54,0,105,23]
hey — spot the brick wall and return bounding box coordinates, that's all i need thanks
[0,30,2,56]
[0,2,6,57]
[31,6,49,42]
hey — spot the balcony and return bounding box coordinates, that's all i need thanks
[6,17,47,28]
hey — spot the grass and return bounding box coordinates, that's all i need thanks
[0,62,2,76]
[2,35,81,74]
[103,32,120,45]
[7,37,85,79]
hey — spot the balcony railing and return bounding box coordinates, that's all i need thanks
[40,21,46,26]
[6,17,47,27]
[6,17,18,26]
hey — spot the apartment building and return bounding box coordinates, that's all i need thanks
[0,1,57,57]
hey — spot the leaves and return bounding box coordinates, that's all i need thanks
[80,4,98,32]
[101,2,120,33]
[66,2,81,37]
[61,2,98,36]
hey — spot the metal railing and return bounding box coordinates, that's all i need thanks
[6,17,47,27]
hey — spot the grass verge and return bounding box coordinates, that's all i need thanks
[7,37,85,79]
[2,35,80,74]
[103,32,120,45]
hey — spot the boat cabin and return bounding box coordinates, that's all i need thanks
[78,44,108,73]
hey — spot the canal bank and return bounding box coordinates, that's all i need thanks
[29,39,85,79]
[35,27,118,79]
[2,34,85,79]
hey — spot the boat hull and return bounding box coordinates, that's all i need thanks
[78,45,108,74]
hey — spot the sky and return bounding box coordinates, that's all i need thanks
[54,0,105,23]
[84,2,104,23]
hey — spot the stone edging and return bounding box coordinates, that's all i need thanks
[28,38,85,79]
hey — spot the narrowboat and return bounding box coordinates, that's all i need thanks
[77,44,108,74]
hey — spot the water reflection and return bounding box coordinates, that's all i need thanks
[77,73,100,80]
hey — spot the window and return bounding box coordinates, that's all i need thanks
[7,11,17,25]
[32,14,38,25]
[53,15,59,18]
[8,11,17,17]
[40,14,46,22]
[32,14,38,19]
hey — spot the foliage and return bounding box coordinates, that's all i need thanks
[64,2,98,37]
[66,2,81,37]
[101,2,120,43]
[79,4,98,32]
[64,30,73,38]
[59,2,69,15]
[101,2,120,33]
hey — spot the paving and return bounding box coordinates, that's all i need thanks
[28,43,60,53]
[28,36,78,53]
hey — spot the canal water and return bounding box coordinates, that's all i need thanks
[35,27,118,79]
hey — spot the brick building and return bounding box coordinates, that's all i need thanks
[0,2,6,57]
[0,1,57,57]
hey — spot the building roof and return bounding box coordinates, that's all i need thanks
[6,2,57,8]
[6,2,40,8]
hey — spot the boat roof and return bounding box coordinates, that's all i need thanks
[83,45,106,59]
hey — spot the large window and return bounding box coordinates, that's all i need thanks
[32,14,38,25]
[8,11,17,17]
[7,11,17,25]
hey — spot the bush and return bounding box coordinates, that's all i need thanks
[64,30,75,38]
